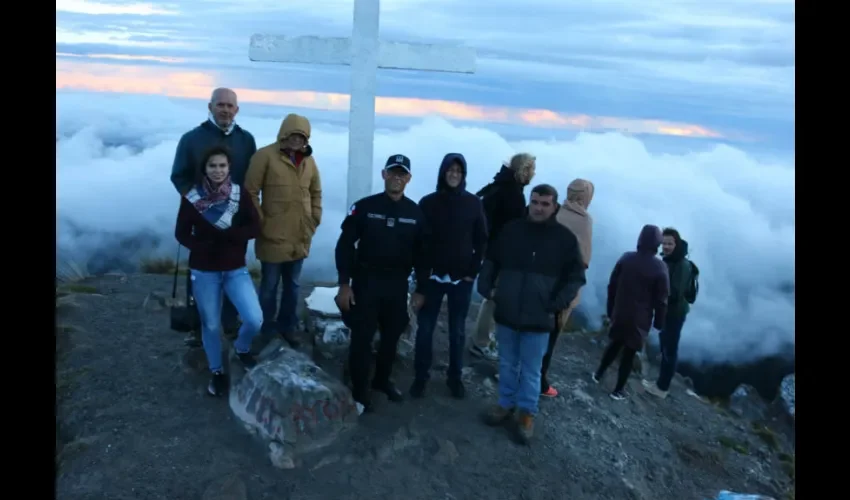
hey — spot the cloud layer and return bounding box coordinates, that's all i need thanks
[56,90,795,367]
[55,0,795,147]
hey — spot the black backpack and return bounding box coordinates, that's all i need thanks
[684,261,700,304]
[476,182,500,233]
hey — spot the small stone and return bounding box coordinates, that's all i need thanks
[269,442,295,470]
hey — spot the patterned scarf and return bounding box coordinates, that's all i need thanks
[184,176,241,230]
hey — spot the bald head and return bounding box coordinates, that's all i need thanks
[208,88,239,129]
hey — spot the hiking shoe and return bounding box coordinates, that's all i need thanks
[591,372,601,384]
[609,390,626,401]
[483,405,515,426]
[184,333,202,348]
[642,379,669,399]
[515,411,535,445]
[468,344,498,361]
[236,352,257,369]
[541,386,559,398]
[372,380,404,403]
[409,379,427,399]
[281,331,301,349]
[447,378,466,399]
[208,371,228,397]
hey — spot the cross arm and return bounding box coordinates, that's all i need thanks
[249,34,477,74]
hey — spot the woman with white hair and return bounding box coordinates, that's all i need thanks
[469,153,537,361]
[540,178,595,398]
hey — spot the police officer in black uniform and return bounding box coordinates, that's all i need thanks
[334,154,430,412]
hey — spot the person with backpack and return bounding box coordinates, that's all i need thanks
[468,153,537,361]
[642,227,699,399]
[593,224,669,401]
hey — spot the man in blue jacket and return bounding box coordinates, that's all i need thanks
[170,88,257,343]
[410,153,488,400]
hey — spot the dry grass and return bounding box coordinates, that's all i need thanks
[750,422,779,450]
[248,261,261,281]
[716,435,749,455]
[56,259,90,284]
[140,257,188,275]
[59,284,99,294]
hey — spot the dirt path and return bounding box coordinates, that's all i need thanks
[56,274,793,500]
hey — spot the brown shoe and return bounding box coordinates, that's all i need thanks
[515,411,534,445]
[483,405,514,426]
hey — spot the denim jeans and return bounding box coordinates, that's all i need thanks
[414,279,473,381]
[495,323,550,415]
[186,271,238,329]
[258,259,304,335]
[191,267,263,372]
[657,315,686,391]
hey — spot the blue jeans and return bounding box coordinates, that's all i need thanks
[414,279,473,381]
[258,259,304,335]
[496,323,550,415]
[657,315,686,391]
[191,267,263,372]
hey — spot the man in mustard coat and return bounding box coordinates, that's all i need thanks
[244,113,322,347]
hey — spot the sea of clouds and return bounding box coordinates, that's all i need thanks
[56,91,795,366]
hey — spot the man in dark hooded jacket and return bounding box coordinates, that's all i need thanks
[643,227,694,399]
[469,153,537,361]
[593,224,669,401]
[411,153,488,400]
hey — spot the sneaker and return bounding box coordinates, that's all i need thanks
[515,411,535,445]
[184,333,202,348]
[372,380,404,403]
[208,371,228,397]
[409,379,427,399]
[236,352,257,369]
[541,386,559,398]
[483,404,514,426]
[591,372,600,384]
[609,390,626,401]
[642,379,668,399]
[447,378,466,399]
[468,344,498,362]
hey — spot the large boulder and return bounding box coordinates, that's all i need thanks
[304,285,417,360]
[229,340,361,469]
[728,384,767,421]
[777,373,795,420]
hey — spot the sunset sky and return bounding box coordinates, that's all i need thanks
[55,0,795,154]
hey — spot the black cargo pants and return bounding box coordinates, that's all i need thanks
[343,272,410,401]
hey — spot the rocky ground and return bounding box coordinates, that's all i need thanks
[56,273,794,500]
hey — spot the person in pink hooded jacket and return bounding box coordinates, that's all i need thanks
[540,179,594,398]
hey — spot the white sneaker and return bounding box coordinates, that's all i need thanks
[641,379,668,399]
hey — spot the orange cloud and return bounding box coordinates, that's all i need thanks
[55,58,725,139]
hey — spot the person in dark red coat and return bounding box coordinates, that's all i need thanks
[592,224,669,400]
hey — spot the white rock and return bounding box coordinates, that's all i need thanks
[304,286,417,359]
[305,286,342,318]
[779,373,795,419]
[230,341,359,467]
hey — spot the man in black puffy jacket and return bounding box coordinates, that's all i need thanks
[477,184,586,445]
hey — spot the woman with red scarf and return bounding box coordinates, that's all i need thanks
[175,145,263,397]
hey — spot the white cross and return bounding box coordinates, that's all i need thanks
[248,0,477,209]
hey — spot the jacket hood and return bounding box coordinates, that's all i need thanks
[493,164,517,185]
[565,179,595,209]
[436,153,467,192]
[277,113,313,156]
[664,238,689,262]
[637,224,663,253]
